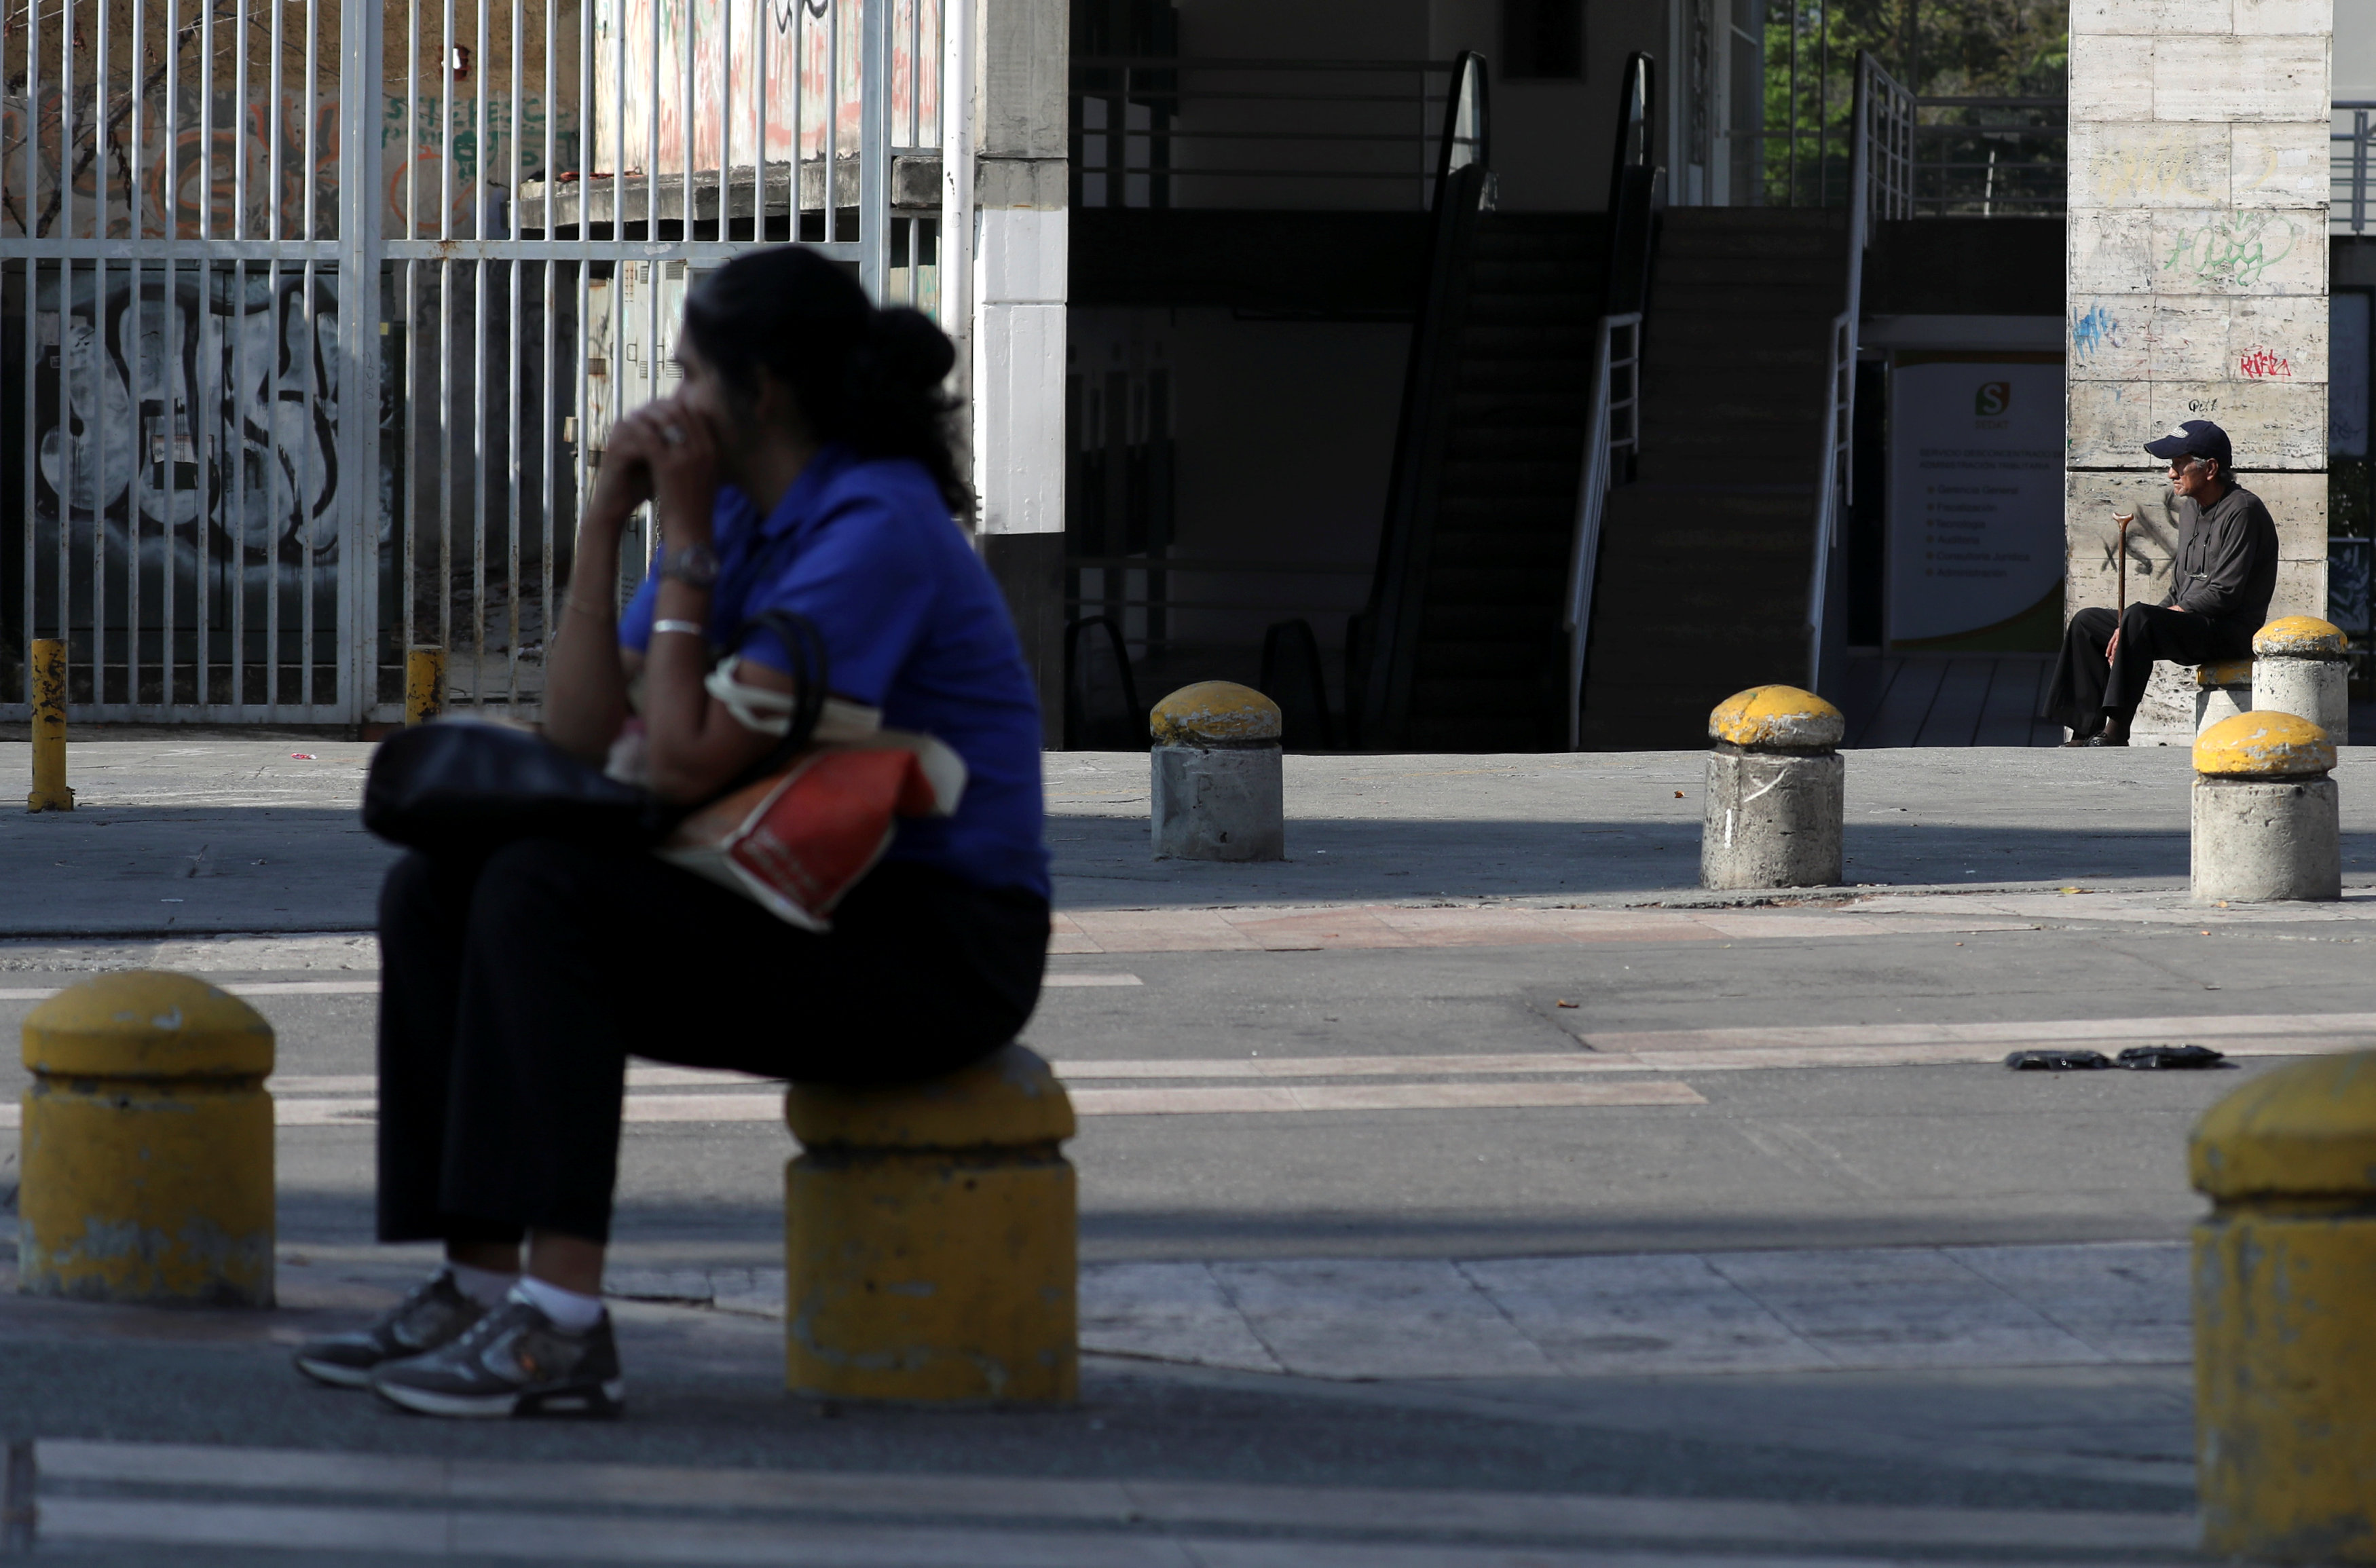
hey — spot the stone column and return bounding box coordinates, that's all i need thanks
[2066,0,2333,744]
[965,0,1069,742]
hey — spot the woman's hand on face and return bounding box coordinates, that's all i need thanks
[584,418,656,538]
[637,394,722,546]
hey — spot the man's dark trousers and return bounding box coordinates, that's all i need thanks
[2045,601,2240,738]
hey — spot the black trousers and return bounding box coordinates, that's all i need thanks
[377,842,1047,1246]
[2043,603,2249,736]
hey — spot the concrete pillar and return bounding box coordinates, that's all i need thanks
[2190,1051,2376,1561]
[2066,1,2332,688]
[956,0,1069,743]
[2194,658,2254,733]
[2191,711,2339,903]
[1150,682,1285,862]
[2252,614,2351,743]
[1700,686,1844,891]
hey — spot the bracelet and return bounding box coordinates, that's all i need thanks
[652,619,705,638]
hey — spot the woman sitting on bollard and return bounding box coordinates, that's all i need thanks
[295,247,1050,1417]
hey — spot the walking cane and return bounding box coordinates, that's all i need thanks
[2115,508,2134,614]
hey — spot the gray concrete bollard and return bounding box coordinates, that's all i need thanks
[2192,712,2339,904]
[2194,659,2253,734]
[1150,682,1284,862]
[2251,616,2350,746]
[1701,685,1845,891]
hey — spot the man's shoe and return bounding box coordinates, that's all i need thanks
[293,1269,490,1389]
[370,1294,625,1419]
[2083,732,2130,747]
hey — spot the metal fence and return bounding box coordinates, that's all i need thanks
[1070,56,1460,211]
[1,0,937,724]
[2338,102,2376,235]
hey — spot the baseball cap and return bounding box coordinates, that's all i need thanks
[2143,419,2232,467]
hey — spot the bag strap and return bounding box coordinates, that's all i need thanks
[724,608,831,790]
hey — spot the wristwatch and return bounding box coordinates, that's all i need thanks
[659,542,720,590]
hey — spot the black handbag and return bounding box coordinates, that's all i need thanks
[363,610,830,857]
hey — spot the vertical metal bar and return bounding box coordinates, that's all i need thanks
[130,0,147,705]
[58,0,77,711]
[298,0,318,709]
[644,0,656,257]
[755,0,768,234]
[18,0,37,690]
[859,0,887,296]
[158,0,177,709]
[540,0,557,714]
[403,0,420,685]
[437,0,453,667]
[338,0,382,720]
[2347,109,2366,236]
[93,0,111,707]
[824,0,837,243]
[507,0,522,705]
[682,0,694,239]
[229,0,249,713]
[717,0,730,242]
[471,0,488,707]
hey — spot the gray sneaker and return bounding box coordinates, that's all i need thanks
[369,1293,625,1419]
[293,1270,491,1389]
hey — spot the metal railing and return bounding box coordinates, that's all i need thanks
[2338,102,2376,234]
[1562,311,1639,750]
[1564,48,1657,749]
[1070,56,1464,210]
[1805,52,1906,695]
[1744,97,2061,215]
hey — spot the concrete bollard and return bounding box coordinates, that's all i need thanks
[2194,659,2254,734]
[18,973,276,1306]
[2191,712,2340,904]
[405,645,447,727]
[1701,686,1844,890]
[28,638,71,813]
[782,1044,1077,1404]
[2189,1051,2376,1562]
[1149,681,1284,862]
[2252,616,2350,746]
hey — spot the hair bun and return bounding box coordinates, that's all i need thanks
[868,307,957,389]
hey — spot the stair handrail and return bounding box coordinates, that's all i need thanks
[1353,50,1491,748]
[1565,50,1659,750]
[1805,52,1912,696]
[1563,310,1641,749]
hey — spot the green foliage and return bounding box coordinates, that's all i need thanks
[1756,0,2067,209]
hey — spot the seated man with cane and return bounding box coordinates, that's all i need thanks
[2045,419,2278,747]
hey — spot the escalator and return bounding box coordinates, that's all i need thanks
[1351,54,1648,752]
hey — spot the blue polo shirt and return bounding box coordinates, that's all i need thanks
[620,446,1049,899]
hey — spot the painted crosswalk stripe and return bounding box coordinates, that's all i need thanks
[29,1438,2199,1556]
[0,972,1140,1001]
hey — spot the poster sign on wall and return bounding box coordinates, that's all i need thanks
[1887,356,2065,650]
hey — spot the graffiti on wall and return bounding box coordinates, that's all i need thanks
[0,83,580,241]
[382,92,578,236]
[0,86,341,239]
[29,265,341,611]
[591,0,936,181]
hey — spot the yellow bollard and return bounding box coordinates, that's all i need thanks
[2190,1051,2376,1561]
[27,637,71,812]
[783,1044,1077,1404]
[18,973,276,1307]
[405,645,446,726]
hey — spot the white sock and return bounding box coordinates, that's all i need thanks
[445,1261,519,1307]
[514,1275,606,1332]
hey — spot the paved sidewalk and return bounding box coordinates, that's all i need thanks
[7,739,2376,933]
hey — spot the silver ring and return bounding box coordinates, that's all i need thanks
[661,424,686,447]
